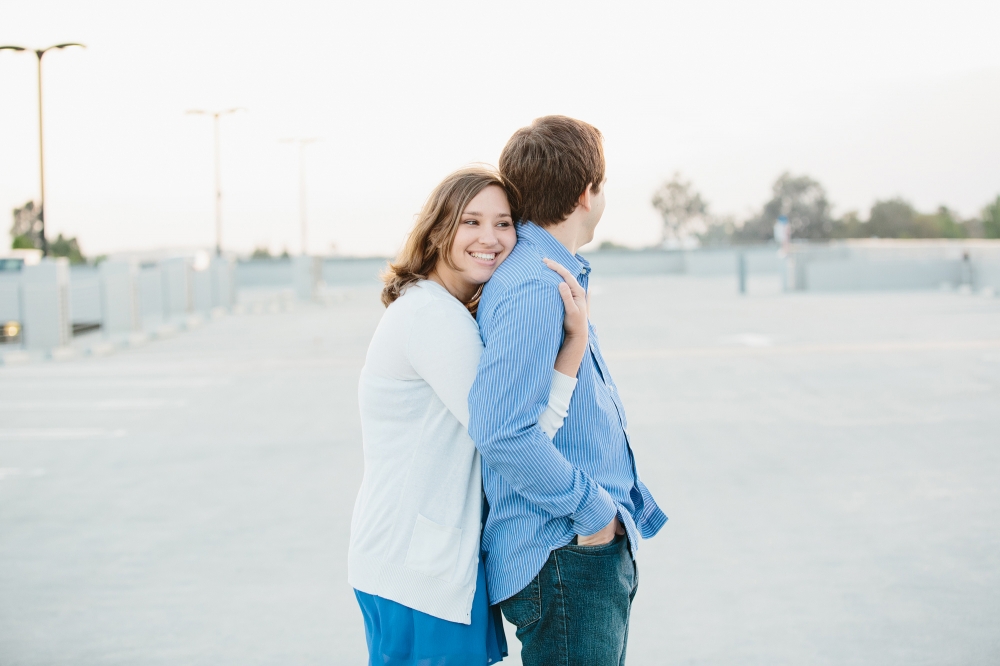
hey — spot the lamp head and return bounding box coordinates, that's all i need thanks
[36,43,86,57]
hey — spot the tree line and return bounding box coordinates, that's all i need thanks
[652,173,1000,246]
[10,200,89,264]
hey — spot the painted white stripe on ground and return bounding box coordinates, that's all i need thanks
[607,339,1000,360]
[0,400,187,412]
[0,467,46,480]
[0,429,127,440]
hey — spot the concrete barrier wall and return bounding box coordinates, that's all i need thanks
[235,260,294,287]
[0,271,22,322]
[321,257,388,286]
[786,240,1000,292]
[138,264,165,327]
[682,248,784,276]
[21,259,72,350]
[745,250,785,274]
[968,245,1000,290]
[584,247,783,277]
[236,257,388,289]
[975,261,1000,291]
[4,255,242,352]
[292,256,322,300]
[17,241,1000,348]
[162,258,192,319]
[583,250,685,276]
[806,260,962,291]
[191,269,213,313]
[4,241,996,353]
[237,250,780,289]
[100,261,140,336]
[70,266,102,324]
[684,251,737,275]
[211,257,236,308]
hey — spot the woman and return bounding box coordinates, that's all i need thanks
[348,166,589,665]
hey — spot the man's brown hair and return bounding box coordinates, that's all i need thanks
[498,115,605,227]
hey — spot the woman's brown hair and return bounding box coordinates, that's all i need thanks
[381,166,514,310]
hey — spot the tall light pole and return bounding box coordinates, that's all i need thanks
[279,137,320,255]
[1,43,86,257]
[186,108,244,256]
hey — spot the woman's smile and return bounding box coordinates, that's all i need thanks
[468,251,498,264]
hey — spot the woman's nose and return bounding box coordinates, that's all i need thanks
[479,226,498,245]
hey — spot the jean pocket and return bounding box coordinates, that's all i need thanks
[562,532,626,556]
[499,577,541,629]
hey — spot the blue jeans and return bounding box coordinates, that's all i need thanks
[498,534,638,666]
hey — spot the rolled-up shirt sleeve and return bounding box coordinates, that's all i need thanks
[469,279,617,536]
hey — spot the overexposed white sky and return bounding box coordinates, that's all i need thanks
[2,0,999,257]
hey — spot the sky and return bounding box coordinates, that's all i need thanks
[1,0,999,257]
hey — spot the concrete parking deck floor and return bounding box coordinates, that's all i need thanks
[2,276,999,665]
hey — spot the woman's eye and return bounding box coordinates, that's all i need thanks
[463,219,478,225]
[497,222,511,228]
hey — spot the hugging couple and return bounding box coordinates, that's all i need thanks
[349,115,666,665]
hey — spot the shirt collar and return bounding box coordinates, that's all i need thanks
[517,222,591,279]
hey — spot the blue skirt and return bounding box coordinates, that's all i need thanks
[354,557,507,665]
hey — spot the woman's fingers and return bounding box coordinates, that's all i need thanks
[543,258,571,281]
[558,281,578,315]
[543,258,585,296]
[544,259,588,339]
[563,271,584,296]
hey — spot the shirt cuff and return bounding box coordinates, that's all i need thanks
[547,370,577,418]
[571,483,618,536]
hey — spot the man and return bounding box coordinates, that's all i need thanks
[469,115,667,665]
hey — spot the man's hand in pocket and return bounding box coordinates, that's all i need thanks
[577,516,625,546]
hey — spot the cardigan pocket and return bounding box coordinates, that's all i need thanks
[404,513,463,581]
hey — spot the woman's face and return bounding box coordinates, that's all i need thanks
[442,185,517,292]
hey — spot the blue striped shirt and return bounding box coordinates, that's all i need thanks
[469,222,667,604]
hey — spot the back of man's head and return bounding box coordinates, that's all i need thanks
[499,115,605,227]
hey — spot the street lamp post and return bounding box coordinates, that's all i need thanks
[186,108,244,256]
[279,137,320,256]
[1,43,86,257]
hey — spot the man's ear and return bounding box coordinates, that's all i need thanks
[577,183,594,212]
